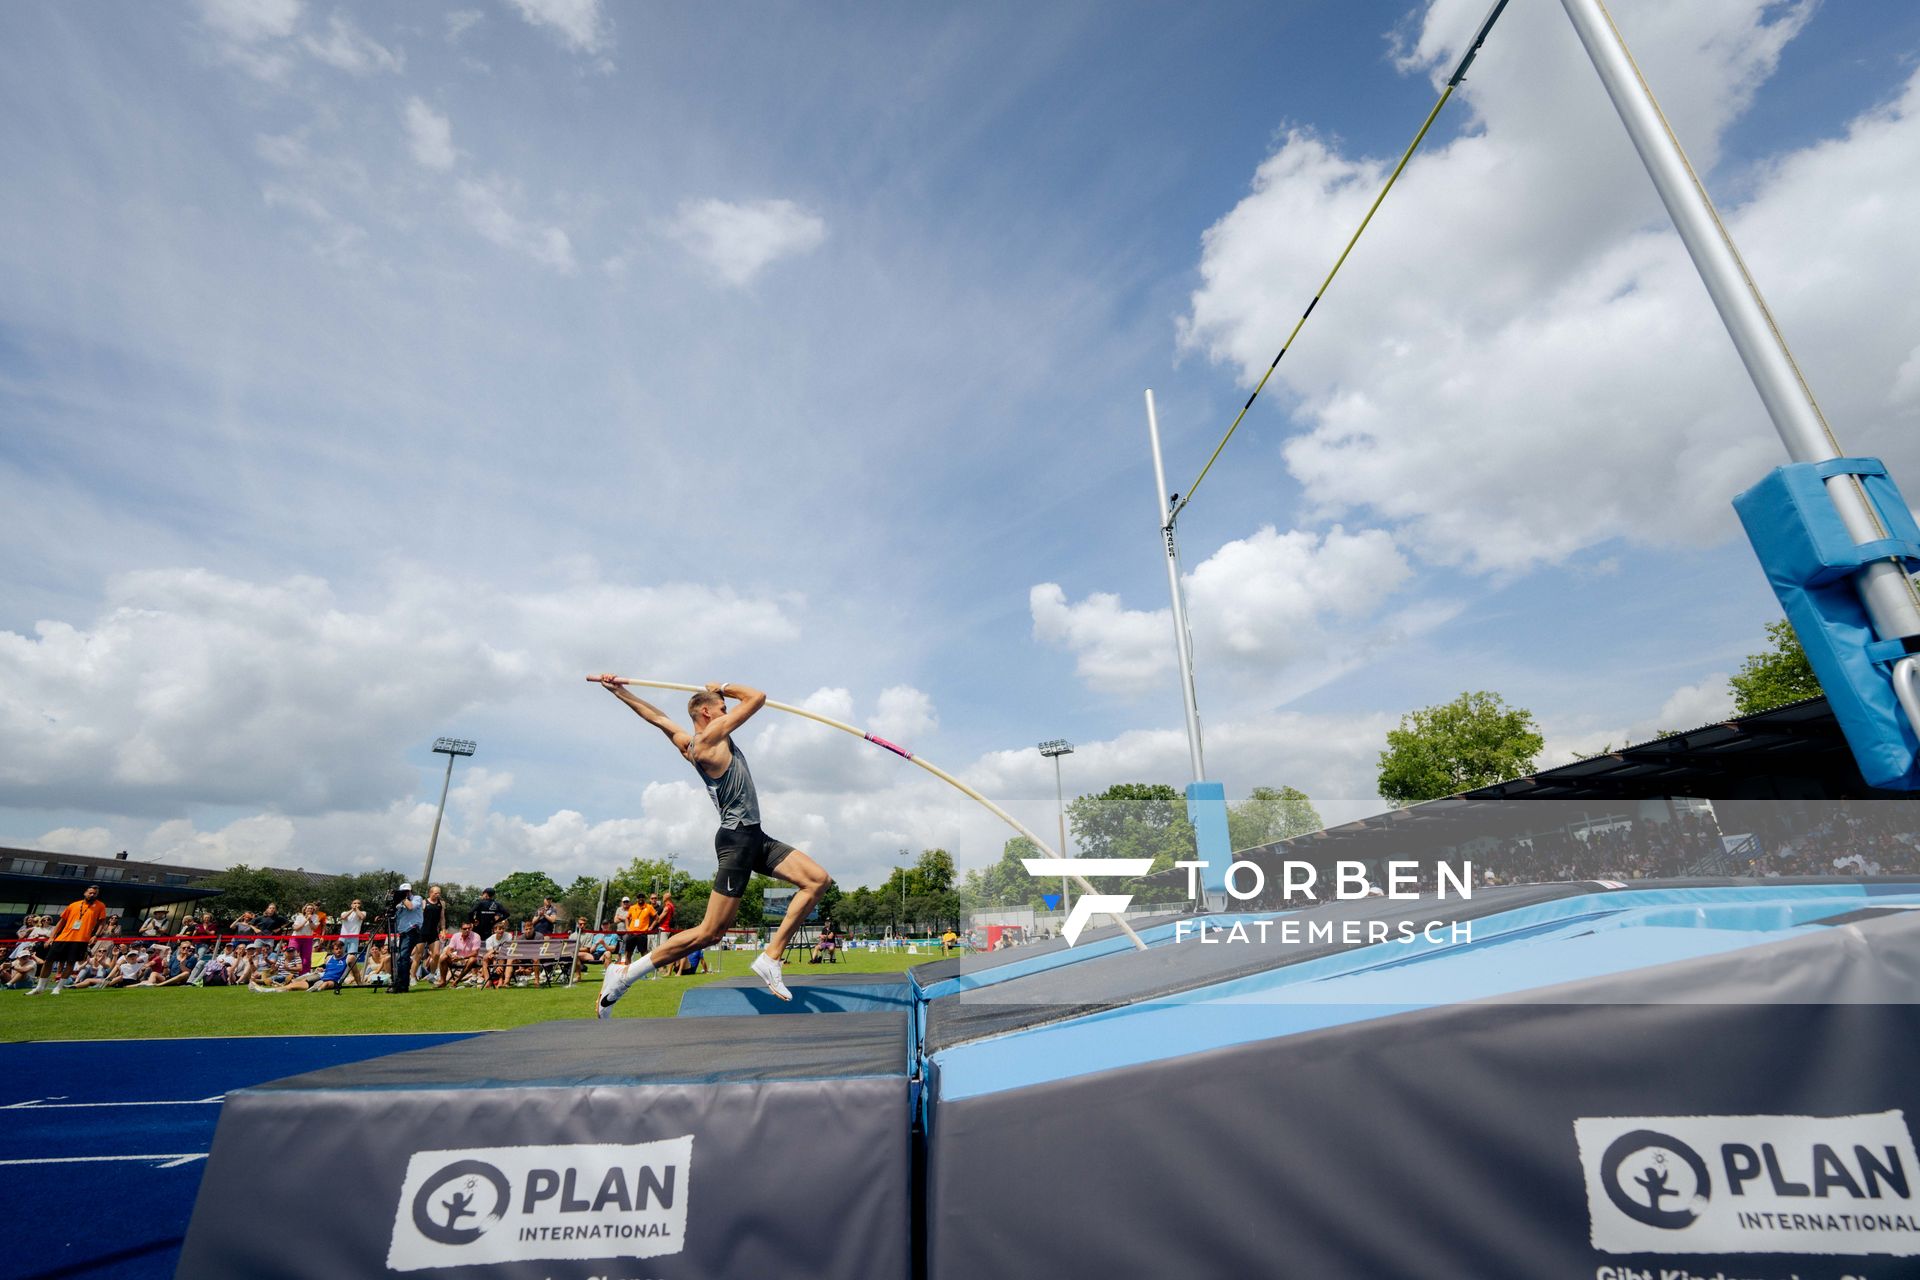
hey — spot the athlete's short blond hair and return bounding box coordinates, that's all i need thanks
[688,690,724,719]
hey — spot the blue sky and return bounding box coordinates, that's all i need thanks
[4,0,1920,890]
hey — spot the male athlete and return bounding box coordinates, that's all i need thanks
[591,677,832,1017]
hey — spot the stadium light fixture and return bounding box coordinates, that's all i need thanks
[421,737,478,886]
[1037,740,1075,916]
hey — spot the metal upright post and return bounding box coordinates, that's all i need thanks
[1560,0,1920,733]
[1146,390,1207,783]
[1038,740,1075,917]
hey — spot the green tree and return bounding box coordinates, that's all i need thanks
[491,870,565,922]
[961,836,1049,911]
[1376,691,1544,806]
[914,848,956,894]
[1068,783,1196,874]
[1227,786,1324,850]
[1729,619,1822,714]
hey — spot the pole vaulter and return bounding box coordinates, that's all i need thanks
[588,676,1149,952]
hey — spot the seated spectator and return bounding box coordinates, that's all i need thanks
[672,947,711,976]
[145,941,196,987]
[252,941,350,992]
[200,945,238,987]
[106,949,149,988]
[359,938,392,987]
[810,920,839,964]
[437,920,485,988]
[65,957,111,989]
[139,912,165,937]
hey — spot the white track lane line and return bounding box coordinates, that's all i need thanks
[0,1153,207,1167]
[2,1095,223,1109]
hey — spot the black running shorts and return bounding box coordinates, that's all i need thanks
[712,823,795,898]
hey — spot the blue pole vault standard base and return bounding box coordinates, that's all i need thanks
[1186,780,1233,908]
[676,972,912,1017]
[177,1014,912,1280]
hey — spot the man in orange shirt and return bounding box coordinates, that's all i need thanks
[631,895,657,959]
[32,884,107,995]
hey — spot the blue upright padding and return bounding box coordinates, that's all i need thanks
[1733,457,1920,789]
[1186,780,1232,903]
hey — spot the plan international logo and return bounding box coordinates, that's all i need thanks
[1024,857,1476,946]
[386,1137,692,1271]
[1576,1113,1920,1257]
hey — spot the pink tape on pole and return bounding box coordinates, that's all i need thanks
[864,733,914,760]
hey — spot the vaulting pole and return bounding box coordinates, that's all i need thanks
[588,677,1150,952]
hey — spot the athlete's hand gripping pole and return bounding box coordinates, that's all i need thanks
[588,676,1150,952]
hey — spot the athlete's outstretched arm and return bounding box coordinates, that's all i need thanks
[593,674,692,749]
[701,682,766,738]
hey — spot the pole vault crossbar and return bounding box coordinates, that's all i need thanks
[588,677,1151,952]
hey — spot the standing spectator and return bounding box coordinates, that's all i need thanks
[471,887,509,940]
[230,911,259,938]
[657,892,676,940]
[139,912,164,937]
[632,895,657,960]
[290,903,320,972]
[32,884,108,995]
[615,896,637,959]
[340,899,367,958]
[255,902,284,938]
[391,883,424,995]
[532,898,557,937]
[417,886,446,983]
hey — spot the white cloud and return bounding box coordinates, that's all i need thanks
[502,0,609,55]
[195,0,304,81]
[196,0,302,46]
[301,11,403,75]
[1176,0,1920,574]
[1542,673,1737,765]
[1032,524,1424,699]
[456,176,575,271]
[446,9,485,42]
[0,565,799,817]
[1029,583,1172,697]
[668,198,827,287]
[404,98,457,171]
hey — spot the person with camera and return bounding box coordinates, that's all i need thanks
[471,887,509,940]
[390,883,424,994]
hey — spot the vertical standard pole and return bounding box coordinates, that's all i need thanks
[1146,389,1208,783]
[421,750,455,887]
[1052,753,1071,915]
[1560,0,1920,729]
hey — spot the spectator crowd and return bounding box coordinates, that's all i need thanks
[7,883,724,997]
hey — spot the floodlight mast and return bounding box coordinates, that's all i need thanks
[1560,0,1920,736]
[421,737,477,887]
[1038,740,1075,916]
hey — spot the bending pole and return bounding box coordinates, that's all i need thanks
[587,676,1150,952]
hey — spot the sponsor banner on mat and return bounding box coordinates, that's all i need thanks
[1576,1112,1919,1257]
[386,1137,693,1272]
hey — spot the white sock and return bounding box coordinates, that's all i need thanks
[603,955,655,1004]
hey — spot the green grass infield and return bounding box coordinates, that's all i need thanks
[1,946,929,1042]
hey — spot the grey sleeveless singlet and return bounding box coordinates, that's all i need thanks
[698,736,761,829]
